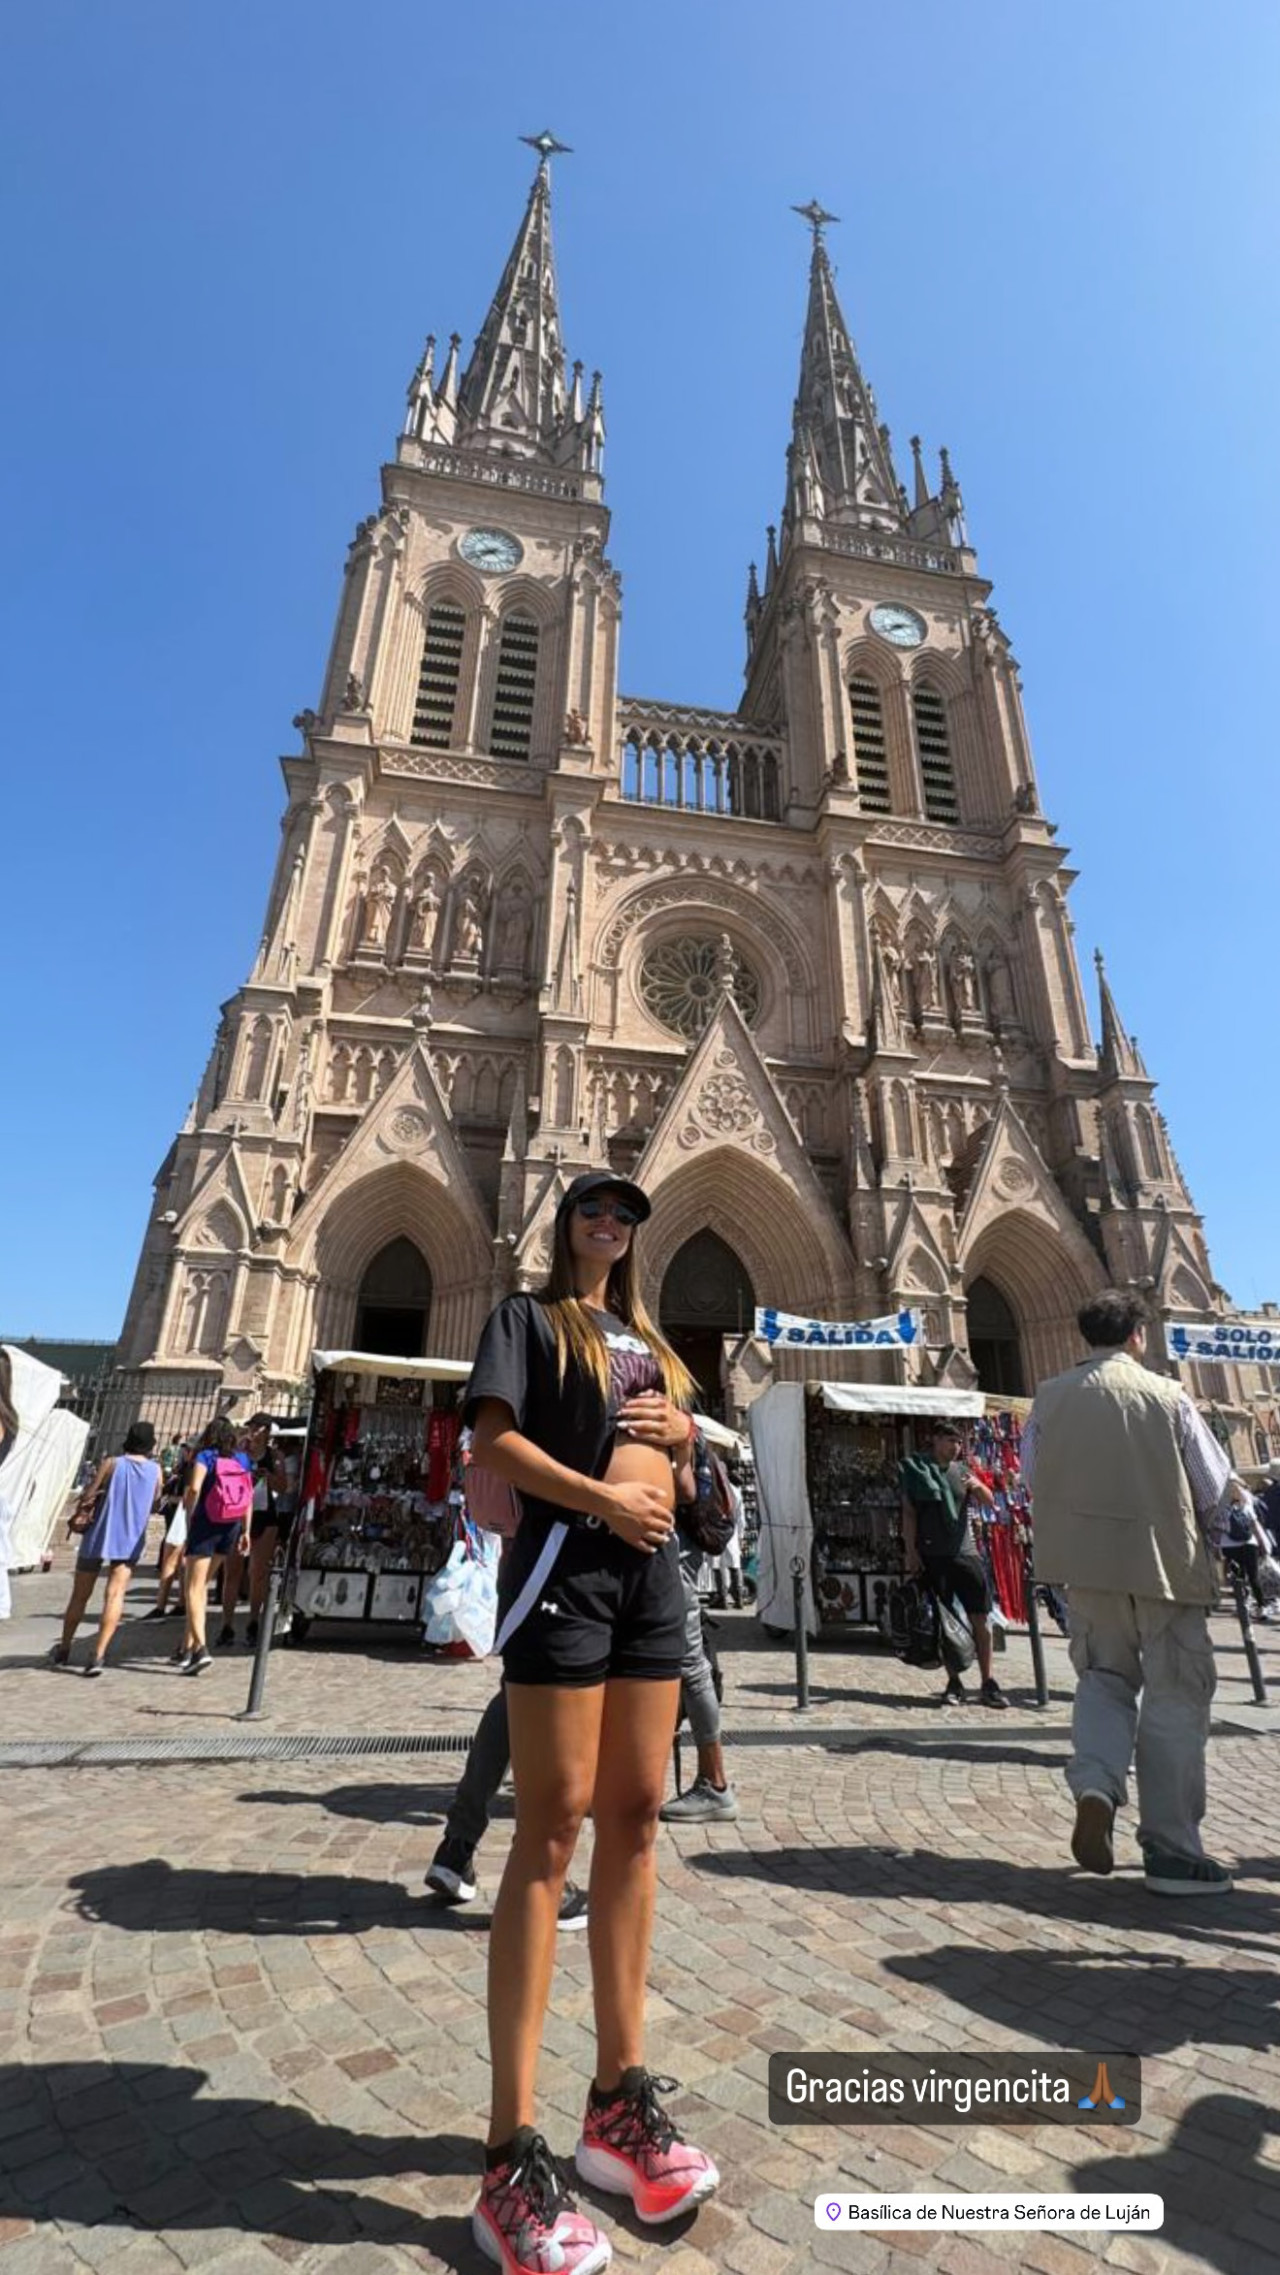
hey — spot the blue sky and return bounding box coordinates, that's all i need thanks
[4,0,1278,1333]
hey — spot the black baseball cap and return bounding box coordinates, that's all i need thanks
[556,1170,651,1223]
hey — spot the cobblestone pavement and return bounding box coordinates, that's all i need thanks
[4,1563,1280,2273]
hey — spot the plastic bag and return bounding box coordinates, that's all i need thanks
[422,1527,499,1657]
[1258,1554,1280,1605]
[936,1593,977,1676]
[883,1579,942,1668]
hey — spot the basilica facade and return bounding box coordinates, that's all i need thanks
[117,145,1256,1433]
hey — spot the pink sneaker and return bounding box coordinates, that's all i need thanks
[473,2129,611,2274]
[574,2068,719,2224]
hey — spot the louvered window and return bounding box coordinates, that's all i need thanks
[489,614,540,760]
[913,685,959,822]
[411,604,466,748]
[848,676,891,814]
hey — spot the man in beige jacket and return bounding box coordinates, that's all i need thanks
[1023,1288,1233,1896]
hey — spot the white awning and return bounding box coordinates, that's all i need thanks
[817,1382,986,1419]
[310,1350,472,1383]
[693,1411,748,1454]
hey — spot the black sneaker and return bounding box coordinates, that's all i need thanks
[245,1619,259,1647]
[182,1647,213,1676]
[558,1883,589,1932]
[939,1677,967,1707]
[425,1838,478,1904]
[979,1678,1009,1711]
[47,1644,70,1669]
[215,1624,236,1649]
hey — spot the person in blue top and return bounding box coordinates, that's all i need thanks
[176,1417,253,1676]
[52,1423,163,1675]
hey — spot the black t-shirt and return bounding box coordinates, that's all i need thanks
[464,1294,665,1535]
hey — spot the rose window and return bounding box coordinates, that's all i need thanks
[638,936,762,1040]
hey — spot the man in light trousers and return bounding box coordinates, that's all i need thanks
[1023,1287,1233,1896]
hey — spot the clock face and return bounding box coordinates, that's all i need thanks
[869,602,927,648]
[459,526,524,574]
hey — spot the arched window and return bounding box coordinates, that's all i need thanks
[411,603,467,748]
[848,675,891,814]
[912,683,959,823]
[488,613,540,760]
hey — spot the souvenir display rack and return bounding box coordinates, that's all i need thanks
[283,1351,471,1642]
[805,1391,913,1630]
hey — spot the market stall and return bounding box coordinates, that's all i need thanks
[749,1379,986,1637]
[282,1349,471,1643]
[0,1347,90,1584]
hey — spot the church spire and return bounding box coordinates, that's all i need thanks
[1095,950,1145,1080]
[402,135,601,475]
[785,202,903,537]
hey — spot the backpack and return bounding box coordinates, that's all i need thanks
[676,1435,736,1557]
[203,1457,254,1526]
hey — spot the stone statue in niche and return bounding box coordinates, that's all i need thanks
[344,671,367,711]
[879,938,903,1012]
[951,947,980,1015]
[408,876,441,953]
[1012,779,1040,815]
[452,878,487,965]
[361,866,395,949]
[493,877,532,971]
[911,948,939,1018]
[565,707,589,746]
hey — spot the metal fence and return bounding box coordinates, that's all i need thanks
[60,1367,233,1466]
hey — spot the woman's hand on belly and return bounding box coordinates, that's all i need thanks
[598,1444,675,1554]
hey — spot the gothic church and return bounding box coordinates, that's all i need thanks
[117,141,1251,1431]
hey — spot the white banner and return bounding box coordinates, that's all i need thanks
[1167,1316,1280,1367]
[755,1306,924,1351]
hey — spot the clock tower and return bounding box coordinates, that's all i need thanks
[115,157,1264,1454]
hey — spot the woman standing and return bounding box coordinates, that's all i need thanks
[51,1423,163,1673]
[467,1172,719,2275]
[177,1418,253,1675]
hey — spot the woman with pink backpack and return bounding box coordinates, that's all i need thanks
[175,1416,254,1675]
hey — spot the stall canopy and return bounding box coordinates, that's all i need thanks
[311,1351,472,1383]
[1,1347,89,1598]
[693,1412,749,1457]
[747,1379,984,1635]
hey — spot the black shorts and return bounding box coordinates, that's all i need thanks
[499,1518,684,1688]
[922,1549,992,1620]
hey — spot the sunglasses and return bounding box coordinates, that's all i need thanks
[576,1198,641,1227]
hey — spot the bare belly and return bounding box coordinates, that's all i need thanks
[603,1437,676,1507]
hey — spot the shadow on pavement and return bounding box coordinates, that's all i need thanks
[690,1843,1280,1950]
[0,2059,482,2264]
[68,1859,496,1937]
[882,1944,1280,2058]
[1072,2094,1280,2271]
[829,1737,1069,1769]
[236,1781,513,1827]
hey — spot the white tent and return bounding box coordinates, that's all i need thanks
[748,1379,985,1635]
[1,1347,89,1610]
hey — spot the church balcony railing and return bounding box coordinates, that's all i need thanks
[818,525,968,576]
[398,438,593,502]
[616,701,785,822]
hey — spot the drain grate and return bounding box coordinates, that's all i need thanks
[0,1730,480,1769]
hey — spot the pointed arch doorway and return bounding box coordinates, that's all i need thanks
[354,1237,433,1358]
[660,1229,756,1419]
[966,1275,1026,1398]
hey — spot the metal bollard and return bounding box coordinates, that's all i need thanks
[791,1554,810,1712]
[238,1565,283,1722]
[1023,1545,1049,1708]
[1229,1566,1269,1705]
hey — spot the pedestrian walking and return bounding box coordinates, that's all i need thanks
[709,1472,746,1609]
[217,1414,287,1648]
[51,1424,163,1674]
[177,1418,253,1675]
[1219,1476,1275,1618]
[1023,1287,1234,1896]
[658,1527,738,1824]
[145,1441,193,1619]
[465,1170,719,2274]
[899,1423,1007,1708]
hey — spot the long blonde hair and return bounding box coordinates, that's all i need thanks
[538,1206,697,1409]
